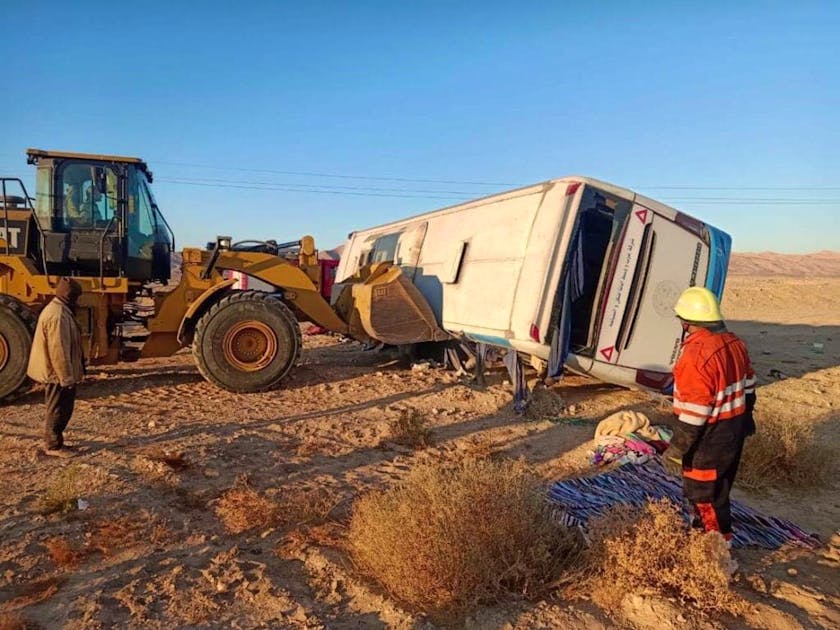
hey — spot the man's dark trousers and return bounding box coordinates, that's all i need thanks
[44,383,76,449]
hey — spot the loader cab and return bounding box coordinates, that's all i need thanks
[26,149,173,283]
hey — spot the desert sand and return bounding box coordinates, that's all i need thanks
[1,255,838,629]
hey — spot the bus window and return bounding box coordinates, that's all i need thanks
[369,232,400,263]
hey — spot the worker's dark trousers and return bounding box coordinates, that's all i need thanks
[44,383,76,449]
[682,414,749,538]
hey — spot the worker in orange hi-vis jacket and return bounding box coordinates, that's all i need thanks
[662,287,757,542]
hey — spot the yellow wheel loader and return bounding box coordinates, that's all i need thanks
[0,149,447,401]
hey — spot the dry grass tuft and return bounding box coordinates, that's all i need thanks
[82,511,168,556]
[277,486,341,527]
[0,612,31,630]
[215,482,278,534]
[525,386,566,420]
[42,512,169,571]
[87,516,145,556]
[150,522,173,546]
[37,465,82,514]
[581,500,746,616]
[738,413,834,491]
[388,409,432,449]
[349,458,581,619]
[44,537,83,568]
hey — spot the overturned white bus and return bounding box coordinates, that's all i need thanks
[334,177,731,393]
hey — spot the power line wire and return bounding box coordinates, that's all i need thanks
[641,185,840,191]
[4,155,839,199]
[157,175,484,196]
[661,200,839,205]
[661,196,840,202]
[156,178,471,200]
[156,177,840,204]
[151,159,511,187]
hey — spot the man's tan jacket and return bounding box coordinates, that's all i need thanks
[27,298,84,387]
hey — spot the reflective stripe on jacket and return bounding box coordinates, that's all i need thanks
[672,328,755,428]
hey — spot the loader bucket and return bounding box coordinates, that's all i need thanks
[334,264,450,345]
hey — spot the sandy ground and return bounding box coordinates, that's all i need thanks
[1,273,839,629]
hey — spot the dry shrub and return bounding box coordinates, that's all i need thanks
[583,500,746,616]
[88,516,145,555]
[524,386,566,420]
[37,465,81,514]
[44,537,83,568]
[462,436,495,460]
[388,409,432,449]
[150,522,173,546]
[83,511,167,556]
[0,612,31,630]
[349,458,581,619]
[738,414,834,491]
[215,483,278,534]
[277,486,341,527]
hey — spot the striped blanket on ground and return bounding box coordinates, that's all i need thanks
[548,461,820,550]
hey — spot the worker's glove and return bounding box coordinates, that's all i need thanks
[745,393,757,437]
[661,445,684,477]
[745,411,756,437]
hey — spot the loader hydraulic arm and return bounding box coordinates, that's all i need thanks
[212,250,349,334]
[142,238,349,361]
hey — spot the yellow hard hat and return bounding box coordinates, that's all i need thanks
[674,287,723,323]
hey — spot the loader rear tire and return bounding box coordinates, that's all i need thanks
[0,295,37,402]
[193,291,301,393]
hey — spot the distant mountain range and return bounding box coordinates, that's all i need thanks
[728,251,840,277]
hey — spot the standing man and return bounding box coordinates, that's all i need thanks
[662,287,756,541]
[27,277,85,456]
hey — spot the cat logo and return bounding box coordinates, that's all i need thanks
[0,226,21,249]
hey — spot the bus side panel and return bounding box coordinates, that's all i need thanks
[508,183,578,344]
[421,189,548,335]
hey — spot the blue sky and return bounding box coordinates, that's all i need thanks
[1,2,837,253]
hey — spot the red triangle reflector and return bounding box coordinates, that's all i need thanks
[600,346,615,361]
[635,208,648,224]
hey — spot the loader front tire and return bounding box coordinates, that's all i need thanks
[193,291,301,393]
[0,296,37,402]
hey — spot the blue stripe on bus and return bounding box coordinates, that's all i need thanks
[705,225,732,300]
[465,333,512,348]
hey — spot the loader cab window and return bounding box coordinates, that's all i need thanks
[34,166,52,230]
[127,167,157,260]
[125,166,173,283]
[59,163,117,230]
